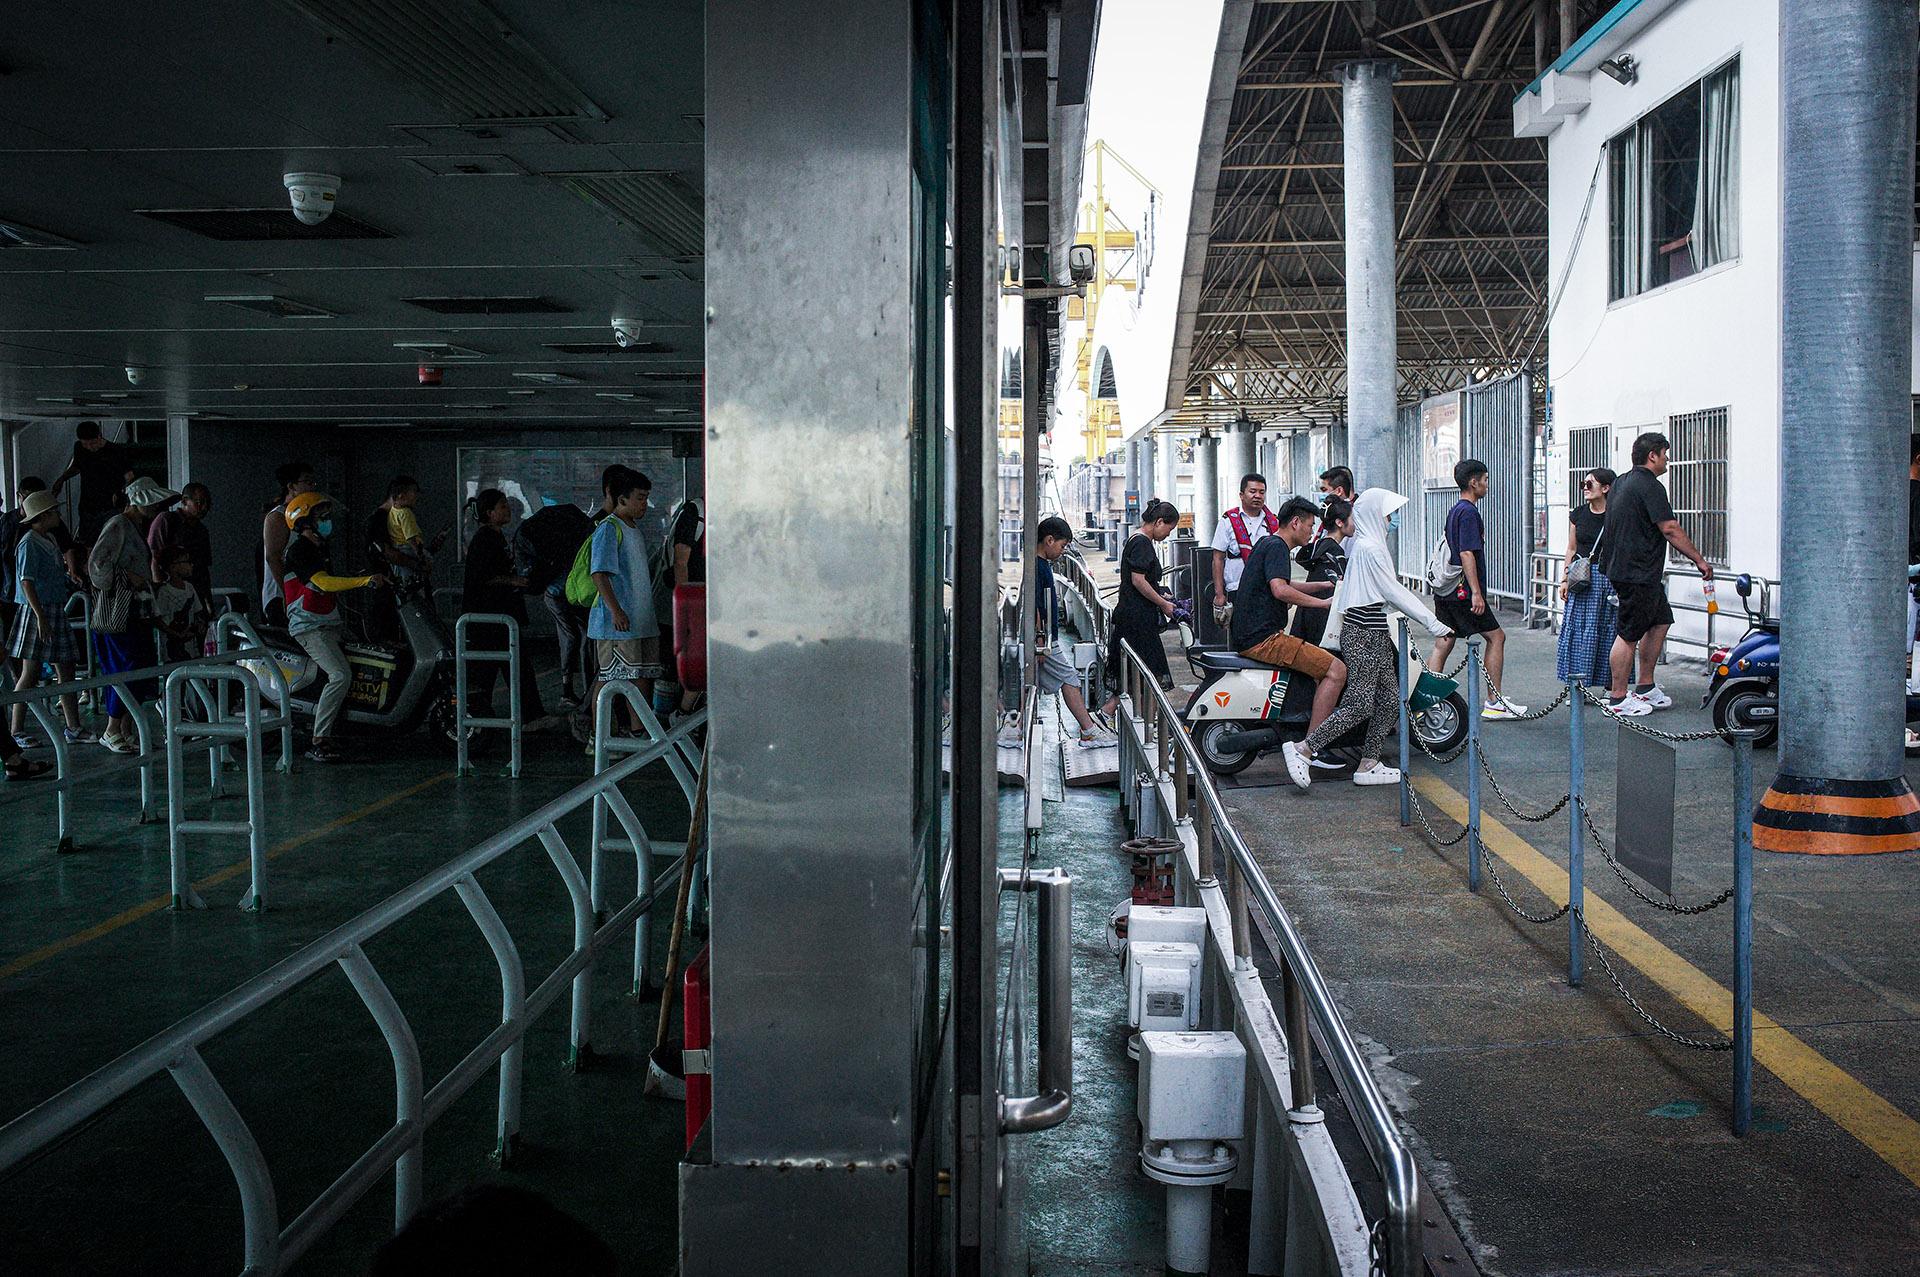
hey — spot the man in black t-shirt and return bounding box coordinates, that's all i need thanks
[1598,431,1713,715]
[1231,497,1345,781]
[50,421,134,544]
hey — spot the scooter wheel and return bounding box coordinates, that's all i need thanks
[1710,682,1777,750]
[425,695,462,754]
[1193,719,1258,776]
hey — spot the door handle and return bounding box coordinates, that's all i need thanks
[997,867,1072,1134]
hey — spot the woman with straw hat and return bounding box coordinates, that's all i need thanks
[87,476,178,753]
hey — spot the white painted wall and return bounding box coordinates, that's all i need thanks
[1542,0,1783,618]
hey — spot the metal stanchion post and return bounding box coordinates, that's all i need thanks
[1282,960,1315,1112]
[1228,855,1251,972]
[1173,739,1189,824]
[1567,676,1585,987]
[1195,788,1215,885]
[1396,617,1411,827]
[1466,638,1483,892]
[1732,730,1755,1136]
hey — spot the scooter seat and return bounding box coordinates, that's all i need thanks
[1191,646,1277,673]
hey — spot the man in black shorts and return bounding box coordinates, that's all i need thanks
[1428,459,1526,719]
[1599,432,1714,716]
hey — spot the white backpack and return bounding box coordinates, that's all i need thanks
[1425,532,1462,592]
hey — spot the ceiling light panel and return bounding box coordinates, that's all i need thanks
[550,171,703,259]
[393,340,486,358]
[282,0,609,123]
[512,371,581,385]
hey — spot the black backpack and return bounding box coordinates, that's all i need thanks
[515,504,596,591]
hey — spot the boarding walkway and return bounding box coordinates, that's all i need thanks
[1197,624,1920,1274]
[0,698,698,1274]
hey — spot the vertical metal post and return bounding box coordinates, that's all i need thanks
[1466,638,1483,891]
[1192,431,1220,552]
[1396,617,1411,827]
[1282,960,1315,1112]
[506,619,522,780]
[240,680,266,913]
[1173,738,1189,824]
[1158,432,1180,515]
[1732,731,1755,1136]
[1567,677,1585,986]
[1156,698,1170,778]
[455,619,471,778]
[1194,787,1215,884]
[1337,59,1400,492]
[1227,854,1251,971]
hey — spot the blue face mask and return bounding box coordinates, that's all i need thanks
[316,518,334,538]
[1386,511,1400,533]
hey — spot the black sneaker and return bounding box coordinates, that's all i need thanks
[306,740,341,764]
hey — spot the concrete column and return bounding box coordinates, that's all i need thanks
[1193,431,1220,546]
[166,414,191,490]
[1138,436,1156,507]
[1337,60,1399,494]
[1755,0,1920,855]
[1222,416,1258,513]
[1157,433,1181,513]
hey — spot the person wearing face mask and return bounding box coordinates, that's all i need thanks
[462,489,548,728]
[1289,497,1351,648]
[282,493,386,763]
[1286,488,1452,790]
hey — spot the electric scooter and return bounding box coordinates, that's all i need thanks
[1180,626,1471,777]
[242,575,464,749]
[1703,572,1920,755]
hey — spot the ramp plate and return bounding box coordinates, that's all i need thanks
[1061,742,1119,787]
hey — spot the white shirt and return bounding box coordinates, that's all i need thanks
[1210,505,1277,593]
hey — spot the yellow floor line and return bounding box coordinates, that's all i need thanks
[0,772,452,984]
[1414,775,1920,1190]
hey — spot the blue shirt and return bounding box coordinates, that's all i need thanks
[1034,557,1059,644]
[585,515,656,640]
[1444,498,1485,568]
[14,529,70,612]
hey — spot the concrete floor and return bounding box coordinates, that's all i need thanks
[1184,621,1920,1275]
[0,695,695,1275]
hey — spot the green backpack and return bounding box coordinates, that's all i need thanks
[564,519,619,607]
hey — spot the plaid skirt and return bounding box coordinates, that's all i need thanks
[9,600,81,666]
[1556,567,1618,686]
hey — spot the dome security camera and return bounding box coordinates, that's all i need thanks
[283,172,341,226]
[611,317,643,348]
[125,366,145,386]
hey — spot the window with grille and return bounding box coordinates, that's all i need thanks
[1666,407,1729,566]
[1566,424,1611,506]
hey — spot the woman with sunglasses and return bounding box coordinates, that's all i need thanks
[1557,467,1618,686]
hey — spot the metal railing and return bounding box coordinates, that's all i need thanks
[212,613,297,773]
[165,667,274,913]
[0,711,705,1275]
[589,682,702,1002]
[1116,643,1420,1277]
[63,591,97,683]
[453,613,524,779]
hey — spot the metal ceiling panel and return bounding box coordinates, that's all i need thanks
[137,208,394,240]
[403,295,570,314]
[552,171,704,259]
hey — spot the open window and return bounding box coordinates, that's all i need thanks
[1609,58,1740,300]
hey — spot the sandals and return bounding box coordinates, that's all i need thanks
[3,757,52,782]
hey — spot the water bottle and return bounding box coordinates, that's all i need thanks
[1702,578,1717,615]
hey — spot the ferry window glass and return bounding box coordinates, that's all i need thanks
[1609,58,1739,300]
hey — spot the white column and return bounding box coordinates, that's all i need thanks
[1338,60,1400,493]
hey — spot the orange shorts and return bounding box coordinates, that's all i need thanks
[1239,631,1336,680]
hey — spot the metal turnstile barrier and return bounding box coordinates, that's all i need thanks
[164,666,271,912]
[589,681,703,996]
[0,713,706,1275]
[454,612,524,779]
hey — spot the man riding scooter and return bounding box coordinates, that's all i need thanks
[283,493,387,762]
[1228,497,1342,780]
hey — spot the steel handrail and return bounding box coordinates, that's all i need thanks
[1119,642,1421,1277]
[211,612,297,773]
[453,612,523,779]
[0,715,702,1275]
[164,666,271,912]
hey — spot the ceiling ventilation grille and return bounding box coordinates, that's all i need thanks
[281,0,608,123]
[551,172,703,259]
[139,209,392,240]
[405,295,569,315]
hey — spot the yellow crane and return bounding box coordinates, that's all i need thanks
[1071,140,1158,461]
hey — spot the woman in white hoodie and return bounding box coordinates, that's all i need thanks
[1281,487,1452,790]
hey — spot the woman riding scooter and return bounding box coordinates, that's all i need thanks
[283,492,387,762]
[1283,487,1453,790]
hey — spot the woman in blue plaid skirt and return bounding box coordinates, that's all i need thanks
[1557,468,1617,686]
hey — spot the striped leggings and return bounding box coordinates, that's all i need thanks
[1303,624,1399,762]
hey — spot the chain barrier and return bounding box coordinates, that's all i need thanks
[1478,842,1572,926]
[1574,684,1737,743]
[1577,798,1734,915]
[1475,751,1572,824]
[1410,729,1466,766]
[1487,682,1571,722]
[1404,786,1470,847]
[1576,907,1734,1051]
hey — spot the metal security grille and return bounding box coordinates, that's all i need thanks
[1566,425,1612,504]
[1666,407,1730,566]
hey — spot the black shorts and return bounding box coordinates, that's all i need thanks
[1612,579,1675,643]
[1433,586,1501,637]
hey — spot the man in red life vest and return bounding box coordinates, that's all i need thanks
[1209,471,1279,626]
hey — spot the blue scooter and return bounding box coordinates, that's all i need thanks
[1703,573,1920,754]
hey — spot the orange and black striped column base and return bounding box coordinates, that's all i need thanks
[1752,774,1920,856]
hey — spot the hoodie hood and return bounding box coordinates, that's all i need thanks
[1351,487,1408,544]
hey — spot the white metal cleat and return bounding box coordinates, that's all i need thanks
[1637,685,1674,710]
[1280,740,1312,790]
[1607,693,1653,717]
[1480,695,1527,720]
[1352,763,1401,786]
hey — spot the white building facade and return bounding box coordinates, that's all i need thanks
[1517,0,1919,648]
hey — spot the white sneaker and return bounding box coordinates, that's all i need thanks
[1280,740,1312,791]
[1608,693,1653,718]
[1637,685,1674,710]
[1480,696,1527,720]
[1352,763,1401,786]
[1077,726,1117,750]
